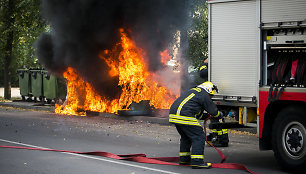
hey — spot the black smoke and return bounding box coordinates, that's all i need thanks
[35,0,190,99]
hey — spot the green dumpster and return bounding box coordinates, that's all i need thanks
[42,70,67,103]
[17,69,31,100]
[30,70,44,100]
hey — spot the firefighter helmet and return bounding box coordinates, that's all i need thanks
[198,81,218,95]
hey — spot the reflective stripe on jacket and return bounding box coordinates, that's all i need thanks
[169,87,220,126]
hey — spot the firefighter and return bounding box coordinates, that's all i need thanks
[199,59,229,147]
[169,81,223,169]
[199,59,208,81]
[207,117,229,147]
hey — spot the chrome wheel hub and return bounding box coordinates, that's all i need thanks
[282,121,306,160]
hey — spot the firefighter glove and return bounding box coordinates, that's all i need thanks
[214,111,223,119]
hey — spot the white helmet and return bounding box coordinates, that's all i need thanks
[198,81,218,95]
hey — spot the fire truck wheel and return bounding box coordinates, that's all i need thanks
[272,106,306,173]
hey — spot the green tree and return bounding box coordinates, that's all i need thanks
[0,0,46,99]
[188,0,208,70]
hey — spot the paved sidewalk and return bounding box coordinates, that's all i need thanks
[0,87,257,134]
[0,99,170,125]
[0,87,170,124]
[0,100,55,112]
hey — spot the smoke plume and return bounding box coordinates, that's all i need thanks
[35,0,190,99]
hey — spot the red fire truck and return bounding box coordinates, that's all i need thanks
[207,0,306,171]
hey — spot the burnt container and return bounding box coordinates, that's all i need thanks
[42,70,67,103]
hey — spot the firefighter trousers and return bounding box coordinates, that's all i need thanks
[210,117,229,146]
[175,124,205,165]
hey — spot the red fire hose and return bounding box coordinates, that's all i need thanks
[0,118,257,173]
[204,117,226,162]
[0,144,257,173]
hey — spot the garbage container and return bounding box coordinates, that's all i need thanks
[42,70,67,103]
[17,69,31,100]
[30,70,43,101]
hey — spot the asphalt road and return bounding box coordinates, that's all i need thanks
[0,107,288,174]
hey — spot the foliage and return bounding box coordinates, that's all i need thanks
[0,0,208,88]
[188,0,208,70]
[0,0,46,87]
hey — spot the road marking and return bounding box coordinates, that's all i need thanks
[0,138,180,174]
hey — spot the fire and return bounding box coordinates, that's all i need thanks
[55,29,179,116]
[160,49,171,66]
[55,67,119,116]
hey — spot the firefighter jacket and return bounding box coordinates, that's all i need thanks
[169,87,221,127]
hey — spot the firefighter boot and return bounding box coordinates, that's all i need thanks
[219,133,229,147]
[206,132,217,144]
[212,134,229,147]
[192,163,212,169]
[179,152,191,165]
[179,159,191,165]
[191,155,211,169]
[207,132,229,147]
[179,161,191,165]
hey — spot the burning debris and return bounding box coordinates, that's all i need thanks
[55,30,179,115]
[36,0,190,116]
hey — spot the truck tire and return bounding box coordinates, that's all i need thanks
[272,106,306,173]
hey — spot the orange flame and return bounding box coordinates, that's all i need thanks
[160,49,171,66]
[55,67,119,116]
[55,29,178,116]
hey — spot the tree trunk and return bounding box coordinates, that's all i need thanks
[4,0,15,100]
